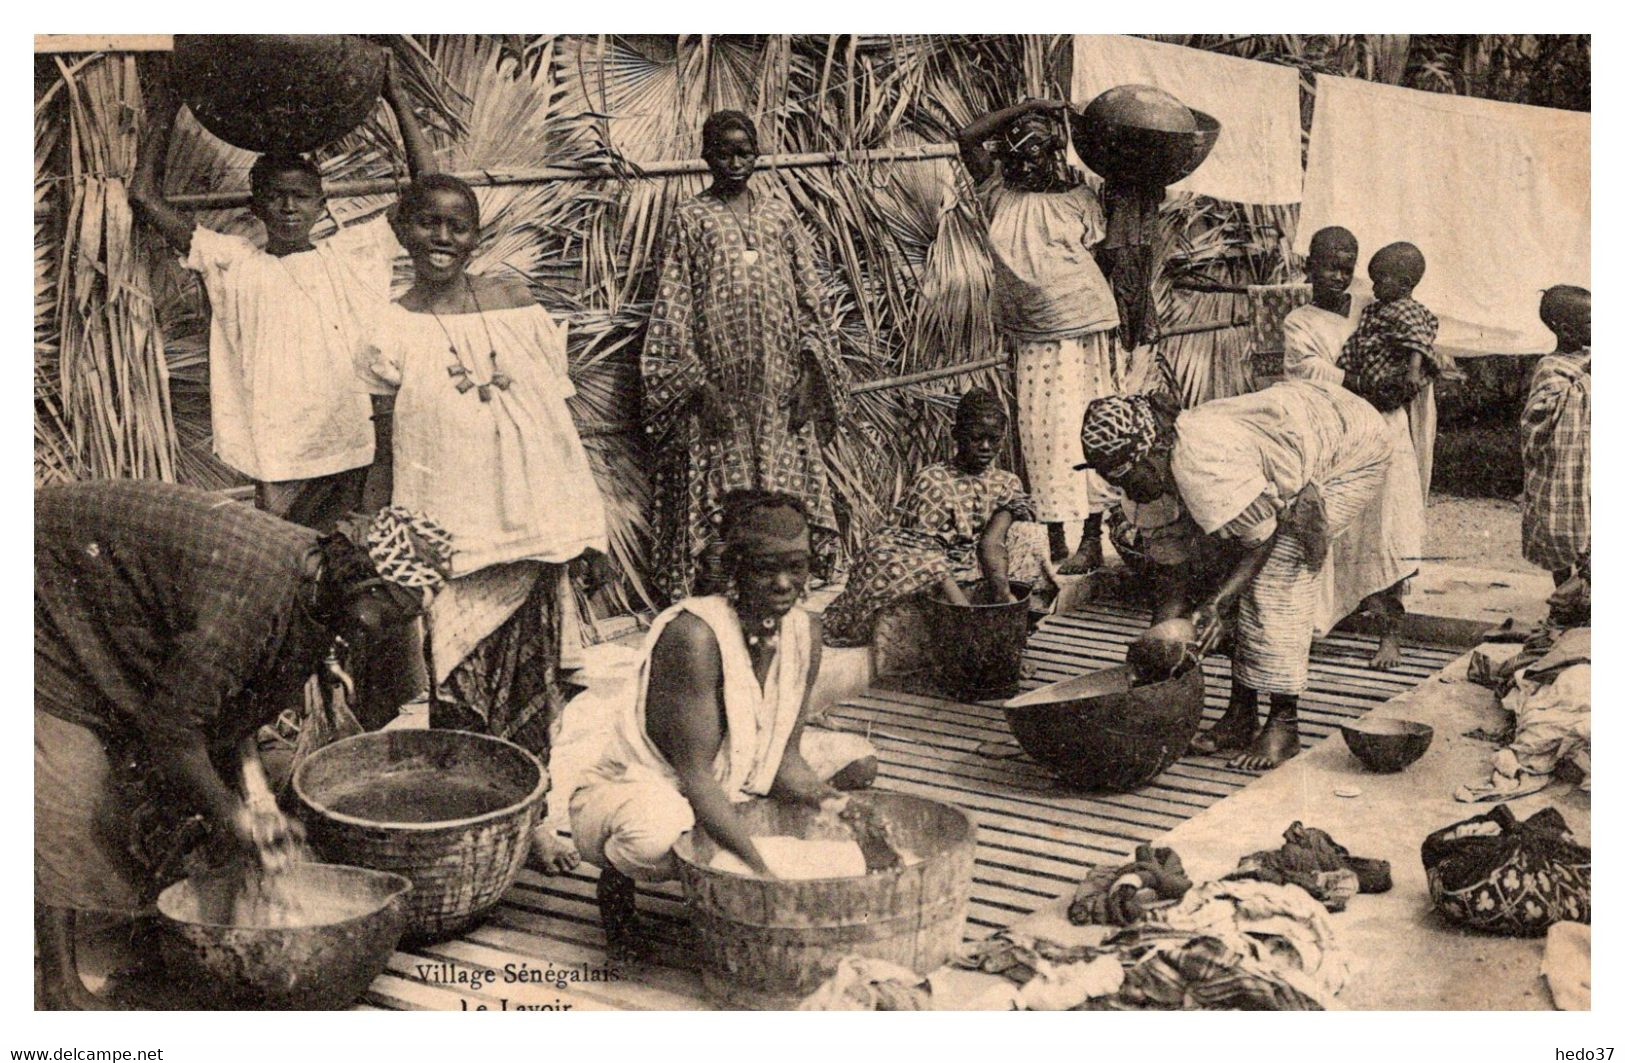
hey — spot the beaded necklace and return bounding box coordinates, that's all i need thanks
[426,275,513,402]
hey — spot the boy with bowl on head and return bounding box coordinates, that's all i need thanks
[131,54,435,531]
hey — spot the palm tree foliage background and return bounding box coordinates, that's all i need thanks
[34,34,1589,621]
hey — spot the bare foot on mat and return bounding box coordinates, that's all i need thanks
[1228,719,1301,771]
[1369,633,1403,671]
[529,829,581,875]
[1188,711,1258,756]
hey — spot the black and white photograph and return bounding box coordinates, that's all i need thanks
[27,31,1592,1033]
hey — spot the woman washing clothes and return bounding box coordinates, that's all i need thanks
[642,110,852,603]
[822,388,1043,647]
[958,98,1122,575]
[570,491,879,960]
[357,174,610,872]
[35,481,447,1009]
[1280,226,1426,670]
[1078,380,1391,771]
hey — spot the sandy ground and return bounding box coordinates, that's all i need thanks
[1425,493,1540,574]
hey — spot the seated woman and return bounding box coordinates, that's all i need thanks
[822,388,1040,648]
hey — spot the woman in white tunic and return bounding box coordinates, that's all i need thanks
[959,99,1122,574]
[359,175,608,797]
[1080,382,1391,771]
[1282,226,1425,670]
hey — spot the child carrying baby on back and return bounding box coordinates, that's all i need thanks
[1338,241,1456,414]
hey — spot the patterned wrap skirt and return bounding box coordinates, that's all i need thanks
[1013,331,1119,522]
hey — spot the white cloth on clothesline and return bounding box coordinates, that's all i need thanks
[1297,75,1590,356]
[1070,35,1303,205]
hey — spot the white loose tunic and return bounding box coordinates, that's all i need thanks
[184,219,396,482]
[358,301,608,577]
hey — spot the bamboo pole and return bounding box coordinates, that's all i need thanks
[158,142,966,212]
[579,314,1250,439]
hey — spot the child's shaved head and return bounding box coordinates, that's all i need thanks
[1369,242,1426,301]
[1540,285,1590,349]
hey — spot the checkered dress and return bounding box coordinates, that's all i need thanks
[642,193,852,601]
[821,464,1038,647]
[1521,350,1591,572]
[1338,297,1439,413]
[35,480,327,748]
[35,481,331,899]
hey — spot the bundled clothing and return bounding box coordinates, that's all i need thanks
[1458,628,1590,803]
[183,218,399,528]
[1068,845,1193,927]
[359,301,607,754]
[1520,349,1590,575]
[798,957,932,1011]
[960,879,1347,1011]
[642,194,851,602]
[1423,804,1590,936]
[979,175,1120,523]
[821,463,1038,647]
[1226,822,1392,913]
[35,482,332,912]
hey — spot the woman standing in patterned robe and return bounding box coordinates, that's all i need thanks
[642,110,851,603]
[823,389,1039,647]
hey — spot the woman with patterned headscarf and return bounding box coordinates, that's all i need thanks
[1079,380,1391,772]
[959,98,1121,576]
[34,481,450,1008]
[642,109,852,603]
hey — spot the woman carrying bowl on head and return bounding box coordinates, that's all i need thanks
[822,387,1044,648]
[357,174,610,872]
[958,98,1122,576]
[1078,380,1391,772]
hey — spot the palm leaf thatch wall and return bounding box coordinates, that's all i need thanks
[33,34,1588,621]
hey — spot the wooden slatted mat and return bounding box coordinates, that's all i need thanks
[361,600,1458,1011]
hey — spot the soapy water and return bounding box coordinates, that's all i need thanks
[708,836,923,879]
[705,797,922,879]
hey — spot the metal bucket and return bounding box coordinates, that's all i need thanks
[922,580,1032,701]
[673,793,975,1009]
[1002,660,1206,791]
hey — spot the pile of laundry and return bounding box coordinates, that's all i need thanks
[800,828,1388,1011]
[1460,625,1589,802]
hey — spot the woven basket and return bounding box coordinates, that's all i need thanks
[293,730,547,943]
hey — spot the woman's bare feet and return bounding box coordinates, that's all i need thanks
[1055,540,1103,576]
[1188,709,1258,755]
[1229,718,1301,771]
[529,828,581,875]
[1369,632,1403,671]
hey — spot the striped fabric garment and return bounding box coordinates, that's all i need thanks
[1234,452,1389,696]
